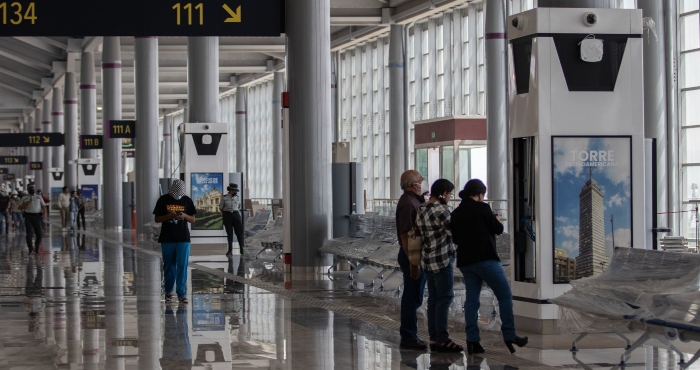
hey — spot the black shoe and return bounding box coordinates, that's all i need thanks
[400,339,428,350]
[467,341,485,354]
[434,339,463,353]
[504,336,528,354]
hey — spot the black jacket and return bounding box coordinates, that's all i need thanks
[451,198,504,267]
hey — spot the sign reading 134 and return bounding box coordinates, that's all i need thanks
[0,2,36,25]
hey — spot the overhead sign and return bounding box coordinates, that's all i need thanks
[5,174,15,180]
[0,156,28,165]
[108,120,135,139]
[29,162,42,170]
[0,133,64,147]
[80,135,103,150]
[0,168,6,174]
[0,0,284,37]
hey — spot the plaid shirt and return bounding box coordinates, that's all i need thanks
[416,201,456,272]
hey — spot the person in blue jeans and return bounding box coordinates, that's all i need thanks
[396,170,428,350]
[416,179,461,352]
[153,179,197,304]
[451,179,528,354]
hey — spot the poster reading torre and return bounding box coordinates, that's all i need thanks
[552,137,632,284]
[191,173,224,231]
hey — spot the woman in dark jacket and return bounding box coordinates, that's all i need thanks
[451,179,528,355]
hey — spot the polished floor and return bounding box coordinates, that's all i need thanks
[0,217,699,369]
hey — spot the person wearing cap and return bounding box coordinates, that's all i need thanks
[219,183,244,257]
[153,179,197,304]
[18,185,46,254]
[9,191,24,232]
[0,190,10,235]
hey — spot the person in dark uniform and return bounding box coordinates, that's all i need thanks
[219,183,244,257]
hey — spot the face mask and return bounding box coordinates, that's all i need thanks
[420,180,429,194]
[176,195,182,200]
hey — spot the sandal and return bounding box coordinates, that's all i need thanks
[435,339,464,353]
[178,296,189,304]
[165,294,173,303]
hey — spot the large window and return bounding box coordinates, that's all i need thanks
[680,0,700,244]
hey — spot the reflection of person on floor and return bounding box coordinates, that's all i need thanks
[153,179,196,305]
[24,255,44,332]
[219,183,244,257]
[160,305,192,370]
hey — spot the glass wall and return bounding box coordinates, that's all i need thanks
[680,0,700,244]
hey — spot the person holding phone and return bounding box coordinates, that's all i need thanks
[153,179,197,304]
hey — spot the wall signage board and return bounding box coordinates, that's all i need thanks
[0,0,284,37]
[29,162,42,170]
[0,133,64,147]
[107,120,135,139]
[80,135,103,150]
[0,156,28,165]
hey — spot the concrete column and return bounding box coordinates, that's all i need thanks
[134,37,159,236]
[52,87,64,168]
[103,37,123,229]
[485,0,508,201]
[80,51,97,159]
[638,0,669,233]
[33,107,43,191]
[389,24,405,199]
[272,72,283,199]
[42,98,52,194]
[664,0,680,235]
[286,0,333,270]
[64,72,78,190]
[467,5,478,115]
[235,90,247,183]
[163,115,172,179]
[187,37,219,122]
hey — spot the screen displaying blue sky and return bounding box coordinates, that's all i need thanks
[191,173,223,200]
[553,137,632,259]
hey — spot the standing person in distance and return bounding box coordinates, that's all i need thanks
[18,185,46,254]
[153,179,197,304]
[451,179,528,354]
[0,190,11,235]
[58,186,70,231]
[395,170,428,350]
[68,191,80,233]
[219,183,245,257]
[416,179,461,352]
[76,190,86,230]
[10,191,25,232]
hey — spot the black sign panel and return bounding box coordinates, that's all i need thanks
[108,121,135,139]
[122,151,135,158]
[0,168,6,174]
[0,0,284,37]
[5,174,15,180]
[0,156,27,165]
[0,133,64,147]
[80,135,103,150]
[29,162,42,170]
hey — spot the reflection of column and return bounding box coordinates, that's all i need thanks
[65,256,81,365]
[289,302,333,368]
[274,296,285,367]
[43,253,54,345]
[136,252,161,370]
[104,235,125,370]
[53,248,67,363]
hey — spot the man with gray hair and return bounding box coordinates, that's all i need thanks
[396,169,428,350]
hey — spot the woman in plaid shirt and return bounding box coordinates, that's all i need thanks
[416,179,462,353]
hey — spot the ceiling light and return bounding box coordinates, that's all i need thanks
[97,107,102,111]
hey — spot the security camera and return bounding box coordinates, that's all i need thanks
[583,12,597,27]
[511,16,526,30]
[511,17,519,28]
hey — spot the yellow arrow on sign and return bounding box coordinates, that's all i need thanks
[42,136,50,143]
[13,158,18,163]
[223,4,241,23]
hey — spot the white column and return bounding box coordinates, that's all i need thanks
[64,72,78,189]
[272,72,283,199]
[102,37,123,229]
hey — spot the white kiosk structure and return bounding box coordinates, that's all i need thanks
[178,123,229,245]
[48,168,64,214]
[76,158,101,211]
[507,7,646,333]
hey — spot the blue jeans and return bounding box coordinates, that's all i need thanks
[459,260,515,342]
[161,242,191,298]
[12,212,24,230]
[70,211,78,229]
[398,248,426,343]
[426,257,455,344]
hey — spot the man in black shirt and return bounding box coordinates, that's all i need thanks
[153,179,197,304]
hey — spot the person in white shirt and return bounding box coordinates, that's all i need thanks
[218,183,244,257]
[18,185,46,254]
[58,186,70,230]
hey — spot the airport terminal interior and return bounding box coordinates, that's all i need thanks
[1,0,700,369]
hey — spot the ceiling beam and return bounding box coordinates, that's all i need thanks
[0,81,33,98]
[0,66,41,86]
[118,44,286,53]
[38,37,67,50]
[12,37,65,56]
[331,16,383,26]
[82,37,103,52]
[0,48,52,71]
